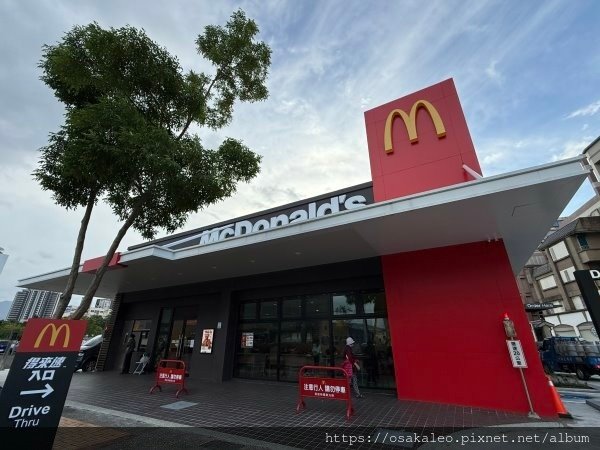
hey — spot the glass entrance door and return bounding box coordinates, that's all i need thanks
[167,308,197,372]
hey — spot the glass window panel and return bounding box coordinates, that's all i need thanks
[122,320,134,346]
[153,308,173,365]
[133,319,152,331]
[234,323,278,380]
[260,300,278,319]
[578,322,598,341]
[138,330,150,352]
[279,320,331,382]
[282,297,302,318]
[233,288,395,390]
[332,318,367,368]
[571,296,584,310]
[549,241,569,261]
[560,266,576,283]
[539,275,557,290]
[362,291,387,314]
[365,318,395,389]
[308,320,332,367]
[305,294,330,317]
[240,302,257,320]
[332,294,357,316]
[577,234,589,250]
[554,324,577,337]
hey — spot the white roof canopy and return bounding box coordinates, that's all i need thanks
[19,157,588,298]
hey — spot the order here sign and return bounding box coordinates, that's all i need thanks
[0,319,86,449]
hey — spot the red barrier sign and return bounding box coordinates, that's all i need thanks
[296,365,354,420]
[150,359,188,398]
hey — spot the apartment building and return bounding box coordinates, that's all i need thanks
[6,289,60,322]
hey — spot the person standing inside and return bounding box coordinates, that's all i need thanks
[342,337,363,398]
[312,341,321,365]
[121,333,136,374]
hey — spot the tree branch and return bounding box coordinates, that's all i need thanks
[204,72,220,100]
[69,199,145,320]
[53,188,98,318]
[176,71,220,141]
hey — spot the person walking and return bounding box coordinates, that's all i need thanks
[342,337,363,398]
[121,333,136,374]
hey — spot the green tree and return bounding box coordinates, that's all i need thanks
[36,10,271,319]
[0,321,25,340]
[85,315,106,337]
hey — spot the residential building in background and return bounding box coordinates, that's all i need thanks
[517,137,600,341]
[6,289,60,322]
[62,305,76,317]
[6,290,29,321]
[519,214,600,341]
[583,136,600,196]
[58,298,112,318]
[94,298,112,310]
[86,298,113,318]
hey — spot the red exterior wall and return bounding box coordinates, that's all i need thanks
[382,242,556,416]
[364,79,556,416]
[364,78,481,201]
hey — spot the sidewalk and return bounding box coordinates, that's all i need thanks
[65,371,547,428]
[4,369,600,448]
[56,401,290,449]
[59,371,564,449]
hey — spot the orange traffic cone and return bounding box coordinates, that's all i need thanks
[547,376,572,419]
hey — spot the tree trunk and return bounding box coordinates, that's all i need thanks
[70,204,142,320]
[53,191,97,319]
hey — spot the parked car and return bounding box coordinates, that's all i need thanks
[539,336,600,380]
[0,340,9,354]
[75,335,103,372]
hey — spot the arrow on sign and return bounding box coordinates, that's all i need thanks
[20,383,54,398]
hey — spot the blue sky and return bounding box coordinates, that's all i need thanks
[0,0,599,305]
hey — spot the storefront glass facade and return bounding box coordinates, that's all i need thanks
[234,289,395,389]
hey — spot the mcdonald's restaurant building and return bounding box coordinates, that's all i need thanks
[20,79,588,417]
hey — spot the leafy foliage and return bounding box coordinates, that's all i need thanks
[0,321,25,340]
[85,315,107,337]
[36,10,271,318]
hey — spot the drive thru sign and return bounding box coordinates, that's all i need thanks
[0,319,86,448]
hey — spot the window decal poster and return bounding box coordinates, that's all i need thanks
[200,329,214,354]
[241,332,254,348]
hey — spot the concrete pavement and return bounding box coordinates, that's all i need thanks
[3,369,600,448]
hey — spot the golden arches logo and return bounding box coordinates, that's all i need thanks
[34,323,71,348]
[384,100,446,154]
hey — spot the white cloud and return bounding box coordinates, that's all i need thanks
[567,100,600,119]
[485,60,504,84]
[1,0,599,304]
[482,151,506,165]
[550,138,593,161]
